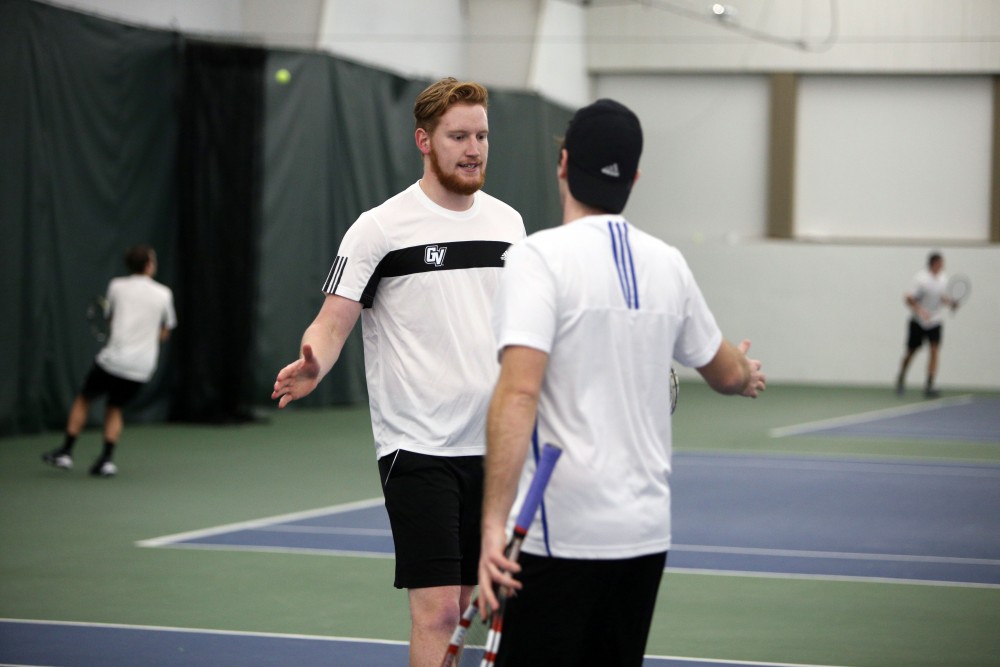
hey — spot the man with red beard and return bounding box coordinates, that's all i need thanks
[272,77,524,665]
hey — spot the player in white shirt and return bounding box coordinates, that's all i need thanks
[479,99,766,666]
[271,78,524,666]
[43,245,176,477]
[895,251,955,398]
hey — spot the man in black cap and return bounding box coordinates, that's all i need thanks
[477,99,766,665]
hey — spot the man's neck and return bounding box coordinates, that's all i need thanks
[562,197,607,225]
[418,178,475,212]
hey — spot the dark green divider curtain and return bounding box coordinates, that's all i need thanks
[0,0,573,436]
[0,0,179,435]
[172,40,265,423]
[257,55,429,407]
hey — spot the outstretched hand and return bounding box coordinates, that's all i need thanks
[271,344,322,408]
[738,339,766,398]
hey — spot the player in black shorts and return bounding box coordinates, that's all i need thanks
[896,252,952,398]
[42,245,176,477]
[271,78,524,664]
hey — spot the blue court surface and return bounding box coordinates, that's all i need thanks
[769,396,1000,442]
[138,453,1000,587]
[6,449,995,666]
[0,619,848,667]
[5,397,998,666]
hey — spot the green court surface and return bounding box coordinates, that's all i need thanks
[2,384,999,666]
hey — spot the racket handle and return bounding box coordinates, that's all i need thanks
[513,444,561,533]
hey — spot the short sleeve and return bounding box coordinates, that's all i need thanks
[492,240,558,357]
[672,261,723,369]
[322,212,388,304]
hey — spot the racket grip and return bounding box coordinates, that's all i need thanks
[513,444,561,533]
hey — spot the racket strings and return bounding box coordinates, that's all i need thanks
[86,296,111,343]
[947,274,971,305]
[669,367,679,414]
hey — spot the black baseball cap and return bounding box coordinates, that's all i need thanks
[564,98,643,214]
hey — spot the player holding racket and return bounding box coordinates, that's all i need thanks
[42,245,176,477]
[271,78,524,666]
[480,99,765,666]
[895,251,958,398]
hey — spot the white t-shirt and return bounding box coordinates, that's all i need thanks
[324,182,524,459]
[96,274,176,382]
[908,268,948,329]
[493,215,722,560]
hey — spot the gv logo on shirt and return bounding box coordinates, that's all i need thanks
[424,245,447,267]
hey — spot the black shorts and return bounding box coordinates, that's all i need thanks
[907,319,942,350]
[496,551,667,667]
[80,364,143,407]
[377,449,483,589]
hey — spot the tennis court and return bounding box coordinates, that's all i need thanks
[2,384,999,666]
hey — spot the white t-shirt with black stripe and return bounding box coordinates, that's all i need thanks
[493,215,722,560]
[324,181,524,460]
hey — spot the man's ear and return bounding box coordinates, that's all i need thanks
[415,128,431,156]
[557,148,569,179]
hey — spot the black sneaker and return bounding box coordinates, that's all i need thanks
[42,450,73,470]
[924,388,941,399]
[90,459,118,477]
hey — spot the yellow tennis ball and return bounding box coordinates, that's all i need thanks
[275,68,291,84]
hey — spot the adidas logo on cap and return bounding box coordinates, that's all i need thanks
[564,98,642,214]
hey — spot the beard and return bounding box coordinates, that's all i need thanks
[429,146,486,196]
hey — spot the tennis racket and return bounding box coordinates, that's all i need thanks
[441,443,562,667]
[946,273,971,310]
[86,295,110,343]
[669,367,679,414]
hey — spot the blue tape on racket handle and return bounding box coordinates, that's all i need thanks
[513,444,561,533]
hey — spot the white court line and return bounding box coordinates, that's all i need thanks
[134,542,394,559]
[135,497,385,548]
[144,534,1000,567]
[768,395,976,438]
[678,453,1000,477]
[0,617,405,645]
[671,544,1000,566]
[163,520,996,568]
[256,525,392,536]
[665,568,1000,590]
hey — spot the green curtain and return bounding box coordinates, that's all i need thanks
[0,0,179,434]
[171,39,266,423]
[0,0,573,436]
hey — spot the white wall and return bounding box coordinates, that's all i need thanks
[795,75,993,242]
[600,74,770,245]
[598,73,1000,390]
[315,0,467,81]
[672,240,1000,390]
[527,0,591,108]
[586,0,1000,73]
[313,0,590,107]
[585,1,999,389]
